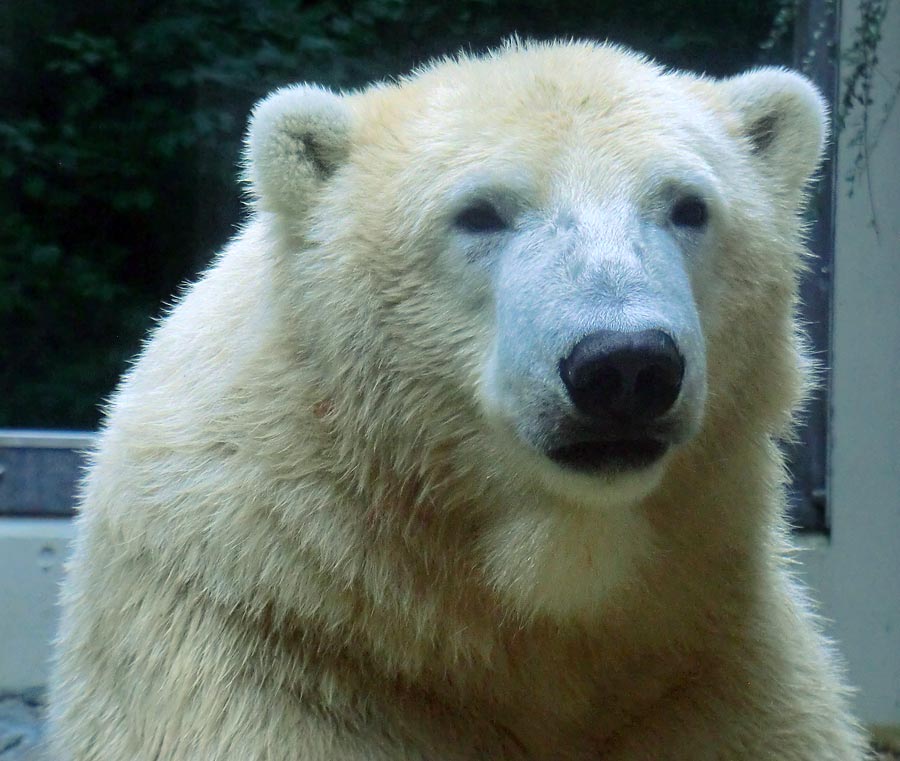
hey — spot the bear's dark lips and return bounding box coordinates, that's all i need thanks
[547,438,668,473]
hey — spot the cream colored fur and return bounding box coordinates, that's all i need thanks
[49,41,869,760]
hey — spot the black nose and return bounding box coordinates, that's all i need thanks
[559,330,684,424]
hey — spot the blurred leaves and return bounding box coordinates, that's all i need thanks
[0,0,788,429]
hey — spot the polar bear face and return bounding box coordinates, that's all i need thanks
[458,164,710,508]
[435,140,712,511]
[246,42,826,516]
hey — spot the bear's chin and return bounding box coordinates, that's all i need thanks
[481,415,675,510]
[497,435,672,511]
[536,452,670,510]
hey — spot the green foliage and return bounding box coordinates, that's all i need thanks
[1,0,788,429]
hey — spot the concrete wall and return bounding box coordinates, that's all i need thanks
[0,519,73,690]
[795,0,900,727]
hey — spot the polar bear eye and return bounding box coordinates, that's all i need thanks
[670,196,709,229]
[454,200,509,234]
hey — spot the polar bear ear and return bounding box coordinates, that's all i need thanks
[719,68,828,191]
[244,84,352,214]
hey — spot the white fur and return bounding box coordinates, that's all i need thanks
[244,84,352,216]
[720,68,829,190]
[49,41,866,760]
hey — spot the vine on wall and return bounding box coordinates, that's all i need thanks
[767,0,898,224]
[838,0,898,229]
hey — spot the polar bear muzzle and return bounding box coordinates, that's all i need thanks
[552,329,684,472]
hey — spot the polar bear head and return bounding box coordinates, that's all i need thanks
[243,43,825,615]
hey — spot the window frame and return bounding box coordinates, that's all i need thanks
[785,0,840,532]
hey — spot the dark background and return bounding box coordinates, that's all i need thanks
[0,0,794,430]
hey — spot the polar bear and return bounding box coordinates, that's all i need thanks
[49,41,868,760]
